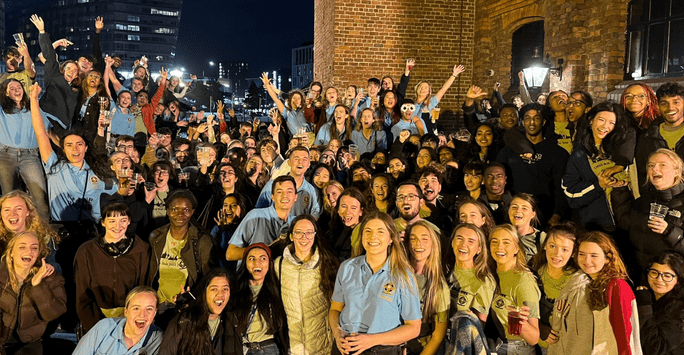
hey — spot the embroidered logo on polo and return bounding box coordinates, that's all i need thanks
[379,281,396,302]
[494,294,507,309]
[303,195,310,205]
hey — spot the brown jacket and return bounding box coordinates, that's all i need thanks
[0,265,66,343]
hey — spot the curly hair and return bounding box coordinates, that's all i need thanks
[2,231,50,292]
[0,190,59,247]
[579,231,629,311]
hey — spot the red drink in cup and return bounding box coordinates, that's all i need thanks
[508,310,523,335]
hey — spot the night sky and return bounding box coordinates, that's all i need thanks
[7,0,314,77]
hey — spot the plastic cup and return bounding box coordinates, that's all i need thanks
[340,322,366,338]
[431,107,441,121]
[507,309,523,336]
[650,203,669,219]
[13,33,24,45]
[131,173,139,189]
[349,144,359,159]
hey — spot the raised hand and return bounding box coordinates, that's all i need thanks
[405,58,416,72]
[159,67,168,80]
[30,83,42,100]
[32,258,55,286]
[95,16,104,33]
[466,85,487,99]
[452,64,465,77]
[30,15,45,32]
[260,72,271,87]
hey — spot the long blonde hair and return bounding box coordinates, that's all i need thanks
[404,220,447,319]
[490,224,531,274]
[0,190,59,246]
[449,223,494,284]
[2,231,49,292]
[354,211,417,292]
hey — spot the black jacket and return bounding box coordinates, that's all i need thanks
[635,119,684,195]
[636,288,684,355]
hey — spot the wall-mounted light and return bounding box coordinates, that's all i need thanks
[523,53,564,88]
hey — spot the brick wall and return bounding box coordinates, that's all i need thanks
[314,0,476,131]
[315,0,630,132]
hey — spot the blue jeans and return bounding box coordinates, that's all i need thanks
[245,342,279,355]
[0,145,49,220]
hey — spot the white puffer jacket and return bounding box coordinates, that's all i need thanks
[275,246,333,355]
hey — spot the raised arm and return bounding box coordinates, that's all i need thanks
[29,83,52,163]
[434,64,465,102]
[103,57,114,98]
[16,43,36,79]
[260,72,285,114]
[92,16,104,73]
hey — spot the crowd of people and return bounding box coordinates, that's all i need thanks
[0,13,682,355]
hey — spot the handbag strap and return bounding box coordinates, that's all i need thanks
[76,170,89,222]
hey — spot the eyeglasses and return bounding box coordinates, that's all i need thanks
[154,170,169,176]
[396,194,419,202]
[401,104,415,112]
[648,269,676,282]
[624,94,647,101]
[117,144,135,151]
[219,171,236,177]
[567,100,587,107]
[113,158,131,165]
[292,231,316,240]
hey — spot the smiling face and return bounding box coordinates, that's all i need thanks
[452,227,482,268]
[409,225,433,263]
[659,95,684,126]
[338,195,363,227]
[272,180,297,211]
[417,82,431,98]
[118,91,132,109]
[153,166,170,187]
[499,107,519,130]
[167,198,194,229]
[325,185,342,209]
[384,92,396,109]
[463,170,483,192]
[132,79,144,94]
[222,196,240,224]
[10,233,40,270]
[86,72,101,88]
[362,218,392,257]
[396,185,422,221]
[219,165,237,190]
[416,149,432,169]
[490,229,519,269]
[387,158,405,178]
[475,125,494,148]
[63,135,87,166]
[102,213,130,243]
[372,176,389,202]
[123,292,157,339]
[419,173,441,203]
[136,92,149,106]
[549,92,568,112]
[545,234,574,270]
[6,81,23,104]
[78,57,93,74]
[290,93,303,109]
[623,85,649,116]
[591,111,616,145]
[325,88,338,104]
[382,77,393,91]
[291,219,316,258]
[1,196,30,233]
[458,203,486,228]
[246,248,269,285]
[508,197,536,229]
[334,106,348,126]
[648,263,678,299]
[360,110,374,129]
[288,150,310,178]
[312,167,330,189]
[63,63,79,84]
[206,276,230,316]
[577,242,607,278]
[522,109,544,137]
[647,153,680,190]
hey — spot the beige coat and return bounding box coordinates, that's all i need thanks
[275,245,333,355]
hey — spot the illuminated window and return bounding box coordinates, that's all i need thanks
[128,15,140,22]
[151,8,179,16]
[128,35,140,41]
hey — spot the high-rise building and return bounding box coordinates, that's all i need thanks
[218,61,248,98]
[0,0,5,53]
[291,41,313,89]
[7,0,182,74]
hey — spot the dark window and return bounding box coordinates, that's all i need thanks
[626,0,684,79]
[510,21,545,88]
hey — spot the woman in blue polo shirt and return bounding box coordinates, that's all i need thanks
[329,211,422,355]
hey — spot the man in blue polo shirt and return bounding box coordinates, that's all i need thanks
[225,175,298,264]
[255,145,321,218]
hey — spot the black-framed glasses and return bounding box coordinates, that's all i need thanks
[567,100,586,107]
[624,94,647,101]
[648,269,676,282]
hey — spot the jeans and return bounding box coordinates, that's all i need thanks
[498,340,536,355]
[245,342,279,355]
[0,145,49,220]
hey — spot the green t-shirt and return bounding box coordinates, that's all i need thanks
[158,232,188,304]
[152,191,169,219]
[554,121,573,154]
[416,273,450,322]
[660,123,684,150]
[450,267,495,316]
[492,269,541,341]
[539,266,575,301]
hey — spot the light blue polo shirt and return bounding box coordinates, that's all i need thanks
[282,108,311,137]
[332,257,422,334]
[351,129,387,155]
[255,178,321,218]
[72,317,162,355]
[0,108,50,149]
[110,105,136,136]
[315,122,346,146]
[229,205,295,248]
[44,151,118,222]
[324,105,335,123]
[412,96,439,118]
[355,96,374,119]
[391,118,427,138]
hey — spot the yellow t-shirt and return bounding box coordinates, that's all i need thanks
[554,121,573,154]
[450,267,495,315]
[588,155,616,208]
[660,123,684,150]
[416,274,450,347]
[246,284,273,343]
[157,232,188,304]
[492,269,541,341]
[0,70,35,96]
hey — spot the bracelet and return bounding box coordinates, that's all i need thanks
[451,75,457,78]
